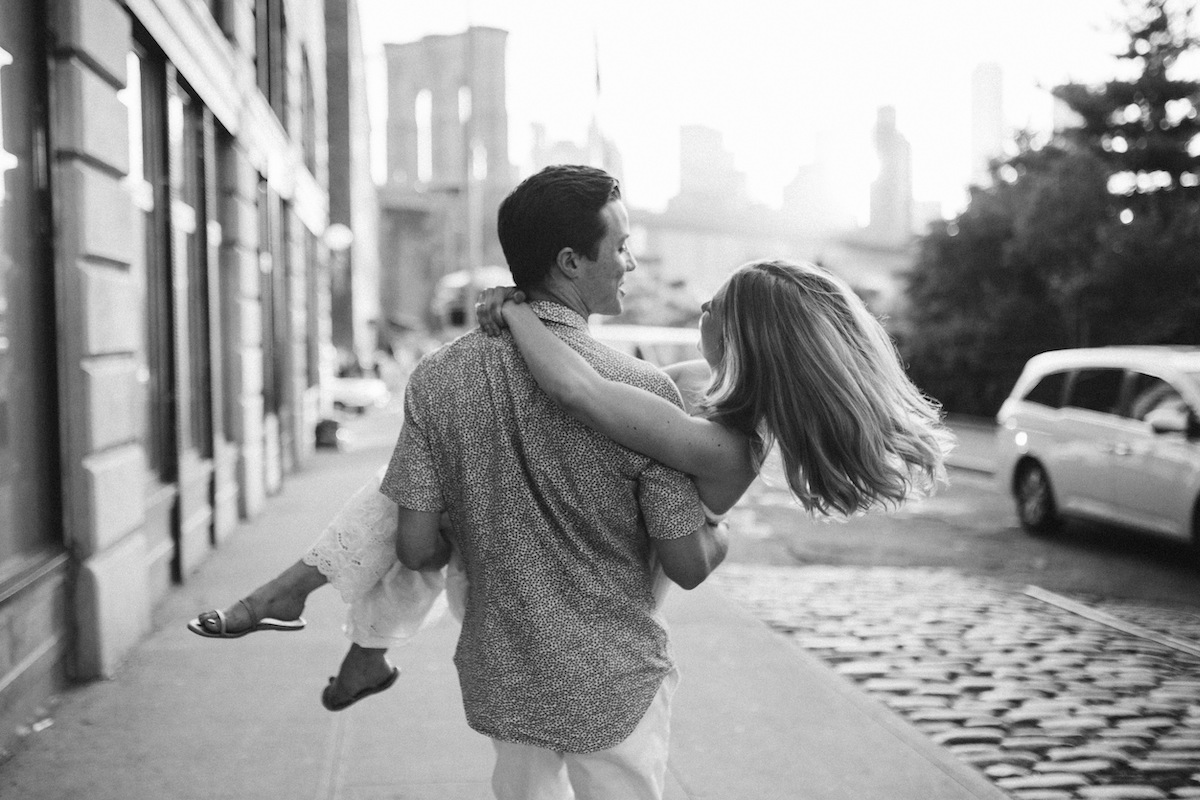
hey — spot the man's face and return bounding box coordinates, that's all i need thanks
[576,200,636,316]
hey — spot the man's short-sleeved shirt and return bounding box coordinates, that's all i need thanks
[381,301,704,753]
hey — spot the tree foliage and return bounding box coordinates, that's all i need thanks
[904,0,1200,416]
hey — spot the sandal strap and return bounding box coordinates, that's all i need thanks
[211,608,227,635]
[237,598,259,627]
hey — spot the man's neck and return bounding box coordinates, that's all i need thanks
[524,284,589,319]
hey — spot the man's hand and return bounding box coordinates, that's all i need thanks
[475,286,526,337]
[652,519,729,590]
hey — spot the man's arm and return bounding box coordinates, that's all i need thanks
[652,519,729,590]
[395,506,452,570]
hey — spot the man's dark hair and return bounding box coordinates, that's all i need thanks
[497,165,621,289]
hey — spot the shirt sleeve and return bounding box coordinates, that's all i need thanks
[380,371,445,513]
[637,461,705,540]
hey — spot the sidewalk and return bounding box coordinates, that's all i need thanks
[944,414,999,476]
[0,410,1008,800]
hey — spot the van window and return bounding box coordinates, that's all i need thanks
[1064,368,1124,415]
[1126,373,1188,422]
[1023,371,1068,408]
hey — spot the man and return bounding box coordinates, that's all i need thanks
[379,165,728,800]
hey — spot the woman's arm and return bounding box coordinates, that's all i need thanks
[499,301,756,514]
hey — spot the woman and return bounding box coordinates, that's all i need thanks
[479,258,951,519]
[189,258,952,709]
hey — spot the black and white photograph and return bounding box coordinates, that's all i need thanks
[1,1,1198,798]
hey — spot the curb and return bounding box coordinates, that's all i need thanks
[946,456,997,477]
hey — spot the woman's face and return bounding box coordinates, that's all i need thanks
[698,284,726,367]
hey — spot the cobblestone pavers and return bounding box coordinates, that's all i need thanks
[1082,602,1200,650]
[708,564,1200,800]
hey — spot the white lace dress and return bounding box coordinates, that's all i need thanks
[302,470,718,648]
[301,467,467,648]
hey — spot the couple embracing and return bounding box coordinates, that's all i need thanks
[190,164,952,800]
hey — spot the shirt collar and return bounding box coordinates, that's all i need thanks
[530,300,589,331]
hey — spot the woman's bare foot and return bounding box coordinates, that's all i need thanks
[191,560,326,636]
[322,644,398,711]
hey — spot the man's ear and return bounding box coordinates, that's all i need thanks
[554,246,580,281]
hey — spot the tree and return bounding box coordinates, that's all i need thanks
[903,0,1200,416]
[1054,0,1200,217]
[905,141,1090,414]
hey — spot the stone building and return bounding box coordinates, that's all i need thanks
[0,0,370,751]
[378,26,516,330]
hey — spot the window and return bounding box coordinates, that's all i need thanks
[415,89,432,183]
[258,181,289,417]
[304,229,319,388]
[215,129,237,444]
[168,77,213,457]
[1023,371,1068,408]
[255,0,287,125]
[128,40,176,482]
[1126,373,1189,422]
[0,0,61,574]
[1064,368,1124,415]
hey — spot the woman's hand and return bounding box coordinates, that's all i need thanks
[475,286,526,337]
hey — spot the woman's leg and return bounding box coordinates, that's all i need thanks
[321,643,399,711]
[192,559,328,635]
[191,470,398,638]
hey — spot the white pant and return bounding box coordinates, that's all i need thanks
[489,667,680,800]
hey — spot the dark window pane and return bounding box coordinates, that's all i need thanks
[254,0,286,125]
[0,0,60,564]
[1065,368,1123,415]
[170,78,212,457]
[1023,371,1067,408]
[136,47,176,481]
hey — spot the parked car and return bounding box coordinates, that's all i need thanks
[332,375,391,413]
[995,346,1200,550]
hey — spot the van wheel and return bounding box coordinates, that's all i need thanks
[1016,462,1059,534]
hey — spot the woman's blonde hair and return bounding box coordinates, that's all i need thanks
[698,259,953,517]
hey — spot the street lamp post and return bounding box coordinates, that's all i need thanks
[323,222,355,369]
[316,223,354,449]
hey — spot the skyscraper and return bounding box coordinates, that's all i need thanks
[868,106,913,246]
[971,62,1005,186]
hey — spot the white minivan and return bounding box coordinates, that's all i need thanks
[995,346,1200,549]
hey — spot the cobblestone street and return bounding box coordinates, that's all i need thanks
[709,565,1200,800]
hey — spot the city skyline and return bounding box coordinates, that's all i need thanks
[358,0,1192,218]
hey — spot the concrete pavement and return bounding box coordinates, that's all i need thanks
[0,410,1009,799]
[944,414,999,477]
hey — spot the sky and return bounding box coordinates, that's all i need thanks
[355,0,1192,218]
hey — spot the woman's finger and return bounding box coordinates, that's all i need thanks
[476,300,499,336]
[476,287,512,334]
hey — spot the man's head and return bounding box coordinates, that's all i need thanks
[497,165,635,316]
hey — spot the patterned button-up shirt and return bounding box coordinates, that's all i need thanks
[381,301,704,753]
